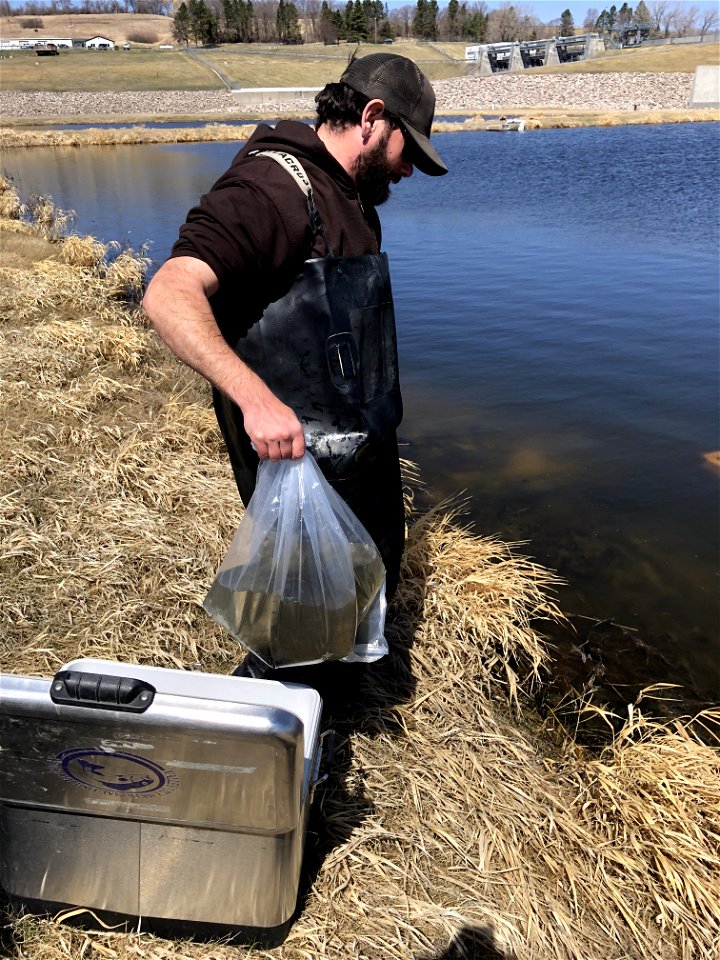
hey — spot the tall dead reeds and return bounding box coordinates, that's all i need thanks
[1,180,718,960]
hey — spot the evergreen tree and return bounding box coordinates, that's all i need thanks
[346,0,367,40]
[320,0,341,43]
[378,16,393,40]
[362,0,386,42]
[413,0,438,40]
[617,2,632,25]
[239,0,254,42]
[446,0,459,40]
[173,0,191,43]
[633,0,650,25]
[559,8,574,36]
[595,8,611,33]
[187,0,218,45]
[412,0,425,38]
[222,0,241,42]
[276,0,302,42]
[277,0,287,38]
[455,1,470,40]
[428,0,439,40]
[332,7,345,38]
[466,7,487,41]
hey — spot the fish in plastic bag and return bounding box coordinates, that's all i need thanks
[203,452,388,668]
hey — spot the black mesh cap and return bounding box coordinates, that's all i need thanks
[340,53,448,177]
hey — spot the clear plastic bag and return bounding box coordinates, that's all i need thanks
[203,452,388,668]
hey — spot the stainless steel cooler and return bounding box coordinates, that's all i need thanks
[0,658,325,935]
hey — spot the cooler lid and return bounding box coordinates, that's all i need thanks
[0,660,322,834]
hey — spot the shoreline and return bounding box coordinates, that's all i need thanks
[1,107,716,150]
[0,72,716,145]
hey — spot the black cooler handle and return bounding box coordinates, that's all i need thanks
[50,670,156,712]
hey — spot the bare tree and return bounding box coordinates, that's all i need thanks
[253,0,277,41]
[300,0,322,43]
[389,4,414,39]
[486,2,535,42]
[670,3,698,37]
[582,8,598,31]
[649,1,680,38]
[486,2,519,41]
[698,6,720,37]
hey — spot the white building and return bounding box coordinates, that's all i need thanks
[85,36,115,50]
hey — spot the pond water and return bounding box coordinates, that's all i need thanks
[3,123,718,699]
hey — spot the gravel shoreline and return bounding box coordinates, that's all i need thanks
[0,72,696,121]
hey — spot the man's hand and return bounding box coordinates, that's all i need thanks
[143,256,305,461]
[241,387,305,461]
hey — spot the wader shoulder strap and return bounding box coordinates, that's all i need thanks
[248,149,335,258]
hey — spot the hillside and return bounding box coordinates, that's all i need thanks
[0,13,174,46]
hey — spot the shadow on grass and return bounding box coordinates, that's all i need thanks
[421,924,516,960]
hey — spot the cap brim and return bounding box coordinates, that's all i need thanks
[402,122,448,177]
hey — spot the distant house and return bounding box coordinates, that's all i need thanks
[85,36,115,50]
[0,37,72,50]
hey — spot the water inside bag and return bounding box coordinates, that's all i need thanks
[204,541,385,668]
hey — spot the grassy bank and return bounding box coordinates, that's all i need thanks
[538,40,720,74]
[0,36,717,95]
[1,178,719,960]
[0,47,223,92]
[0,106,716,151]
[0,40,466,94]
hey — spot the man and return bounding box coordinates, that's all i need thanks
[143,53,447,601]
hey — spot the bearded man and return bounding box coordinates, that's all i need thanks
[143,54,447,603]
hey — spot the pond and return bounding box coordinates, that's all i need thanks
[3,122,718,699]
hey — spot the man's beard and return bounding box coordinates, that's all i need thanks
[353,128,395,207]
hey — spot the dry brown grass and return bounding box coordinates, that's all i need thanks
[1,178,718,960]
[0,13,174,46]
[0,123,258,149]
[432,107,719,132]
[1,105,716,153]
[539,41,720,74]
[0,47,222,93]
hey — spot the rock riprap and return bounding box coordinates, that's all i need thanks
[0,72,695,120]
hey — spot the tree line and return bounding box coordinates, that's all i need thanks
[168,1,720,47]
[587,2,719,38]
[171,0,490,47]
[3,1,716,46]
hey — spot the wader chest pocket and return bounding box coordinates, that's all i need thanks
[327,333,360,394]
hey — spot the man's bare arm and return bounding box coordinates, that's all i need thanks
[142,256,305,461]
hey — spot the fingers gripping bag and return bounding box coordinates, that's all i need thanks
[203,452,388,668]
